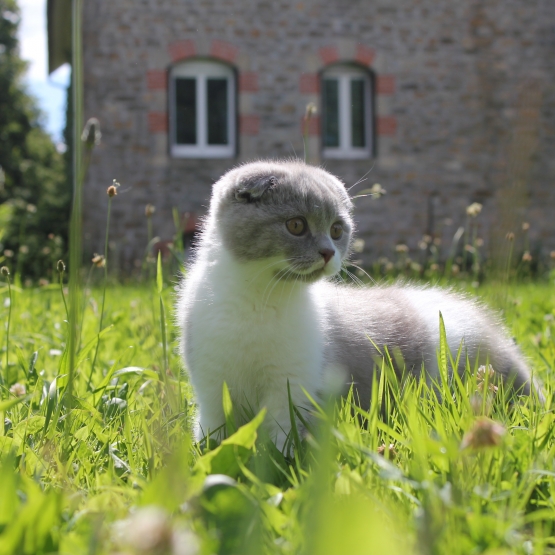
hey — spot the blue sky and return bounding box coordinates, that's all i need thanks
[18,0,69,144]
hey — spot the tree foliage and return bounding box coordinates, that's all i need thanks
[0,0,69,280]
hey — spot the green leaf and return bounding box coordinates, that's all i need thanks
[0,395,29,412]
[58,324,114,383]
[42,377,58,438]
[438,311,449,386]
[0,455,18,524]
[112,366,159,380]
[156,250,163,293]
[195,409,266,477]
[287,380,302,454]
[222,382,237,436]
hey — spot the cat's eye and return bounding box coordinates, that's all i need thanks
[330,223,343,240]
[286,217,307,236]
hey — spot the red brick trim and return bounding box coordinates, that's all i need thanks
[239,115,260,135]
[168,40,196,62]
[301,115,320,136]
[376,75,396,95]
[210,40,238,63]
[377,116,397,136]
[300,73,320,94]
[146,70,167,90]
[239,72,258,92]
[148,112,168,133]
[319,45,339,65]
[355,44,375,66]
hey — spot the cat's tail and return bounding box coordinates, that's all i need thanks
[494,342,545,404]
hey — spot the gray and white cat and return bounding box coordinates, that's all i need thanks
[177,160,539,448]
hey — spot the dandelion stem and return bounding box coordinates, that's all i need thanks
[66,0,84,418]
[58,263,69,322]
[1,268,12,392]
[89,196,112,389]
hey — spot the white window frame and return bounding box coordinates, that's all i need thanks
[321,65,373,159]
[169,60,236,158]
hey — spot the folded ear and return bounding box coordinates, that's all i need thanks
[235,175,277,203]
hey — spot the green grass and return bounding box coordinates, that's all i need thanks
[0,277,554,554]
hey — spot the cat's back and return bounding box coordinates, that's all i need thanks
[316,282,430,403]
[317,280,534,403]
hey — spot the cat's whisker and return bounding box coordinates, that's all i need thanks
[285,268,304,318]
[341,267,365,288]
[247,258,293,286]
[264,260,306,312]
[347,164,375,192]
[261,265,294,311]
[344,262,377,285]
[258,261,296,304]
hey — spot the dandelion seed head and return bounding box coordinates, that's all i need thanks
[92,254,106,268]
[81,117,102,147]
[9,383,26,397]
[370,183,386,197]
[461,417,505,450]
[476,364,498,394]
[377,443,398,460]
[114,506,171,550]
[304,102,317,119]
[466,202,482,218]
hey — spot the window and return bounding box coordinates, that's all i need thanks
[321,65,373,159]
[170,60,236,158]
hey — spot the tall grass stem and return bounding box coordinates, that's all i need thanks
[89,196,112,389]
[1,268,12,392]
[66,0,84,414]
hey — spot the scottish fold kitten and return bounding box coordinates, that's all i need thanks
[177,160,539,448]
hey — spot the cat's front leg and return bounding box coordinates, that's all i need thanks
[194,387,226,443]
[260,386,311,453]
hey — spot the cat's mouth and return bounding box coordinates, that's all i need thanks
[287,268,325,282]
[273,265,326,283]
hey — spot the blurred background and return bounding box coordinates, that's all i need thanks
[2,0,554,281]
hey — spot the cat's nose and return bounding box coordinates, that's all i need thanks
[319,248,335,265]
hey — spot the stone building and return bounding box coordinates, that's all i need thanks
[48,0,555,271]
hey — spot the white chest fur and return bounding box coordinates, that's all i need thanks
[179,247,326,445]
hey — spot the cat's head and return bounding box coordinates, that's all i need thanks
[210,160,354,282]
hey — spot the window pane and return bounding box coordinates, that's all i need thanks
[207,78,228,145]
[351,78,366,148]
[323,79,339,148]
[175,78,196,144]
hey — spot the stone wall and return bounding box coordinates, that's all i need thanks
[81,0,555,271]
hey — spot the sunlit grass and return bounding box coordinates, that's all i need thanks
[0,276,554,554]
